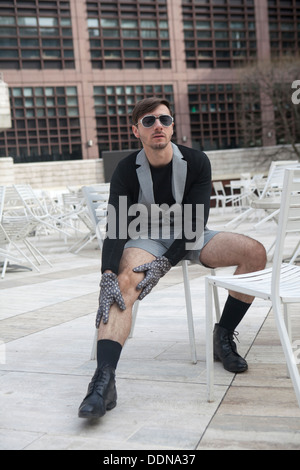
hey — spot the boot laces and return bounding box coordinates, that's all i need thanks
[231,331,240,343]
[228,330,240,355]
[90,367,111,394]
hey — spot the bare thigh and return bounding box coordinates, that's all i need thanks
[199,232,267,303]
[200,232,267,273]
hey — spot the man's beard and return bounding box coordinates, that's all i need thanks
[139,133,172,151]
[151,141,169,150]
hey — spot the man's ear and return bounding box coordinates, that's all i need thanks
[132,125,140,139]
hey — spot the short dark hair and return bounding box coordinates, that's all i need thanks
[132,97,172,125]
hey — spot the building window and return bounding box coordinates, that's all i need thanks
[87,0,171,69]
[188,84,262,151]
[182,0,257,68]
[0,86,82,162]
[268,0,300,57]
[93,84,175,154]
[0,1,74,69]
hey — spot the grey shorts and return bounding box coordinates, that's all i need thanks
[125,228,220,264]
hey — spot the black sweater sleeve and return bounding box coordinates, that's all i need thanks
[101,156,137,274]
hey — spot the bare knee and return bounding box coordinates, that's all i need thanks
[253,240,267,270]
[243,238,267,272]
[117,268,141,303]
[118,269,134,292]
[117,248,154,301]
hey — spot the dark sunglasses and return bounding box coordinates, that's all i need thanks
[137,114,174,128]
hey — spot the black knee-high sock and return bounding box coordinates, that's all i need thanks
[97,339,122,370]
[218,295,251,331]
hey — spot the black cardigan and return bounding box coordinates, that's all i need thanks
[101,145,212,274]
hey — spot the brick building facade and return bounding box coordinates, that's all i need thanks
[0,0,299,163]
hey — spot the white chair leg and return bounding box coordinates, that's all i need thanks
[129,300,139,338]
[284,304,292,343]
[210,269,221,322]
[1,257,9,279]
[284,304,292,379]
[274,300,300,408]
[25,238,53,267]
[182,260,197,364]
[206,278,214,402]
[10,240,40,273]
[90,328,98,360]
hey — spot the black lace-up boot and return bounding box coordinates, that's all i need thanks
[213,324,248,373]
[78,365,117,419]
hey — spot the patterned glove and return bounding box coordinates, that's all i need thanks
[133,256,172,301]
[96,272,126,327]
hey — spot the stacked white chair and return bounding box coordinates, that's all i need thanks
[225,160,299,229]
[13,184,84,238]
[0,185,44,278]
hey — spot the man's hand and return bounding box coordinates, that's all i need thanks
[96,272,126,327]
[133,256,172,300]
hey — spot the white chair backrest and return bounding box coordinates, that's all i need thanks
[261,160,299,198]
[2,186,23,213]
[230,180,242,190]
[62,192,82,208]
[82,184,110,224]
[240,172,251,180]
[213,181,226,196]
[82,184,110,247]
[13,184,46,216]
[272,168,300,292]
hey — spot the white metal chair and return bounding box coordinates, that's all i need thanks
[69,184,110,254]
[82,184,110,250]
[252,165,300,258]
[0,186,33,277]
[225,160,299,229]
[205,168,300,407]
[229,176,258,209]
[13,184,83,238]
[0,185,54,277]
[0,186,22,276]
[212,181,244,212]
[83,184,221,365]
[229,180,243,209]
[0,216,46,278]
[60,190,85,233]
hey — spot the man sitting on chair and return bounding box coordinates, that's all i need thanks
[78,97,267,420]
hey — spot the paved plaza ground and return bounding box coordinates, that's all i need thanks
[1,207,300,450]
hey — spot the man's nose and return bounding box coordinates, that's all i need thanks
[153,117,163,129]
